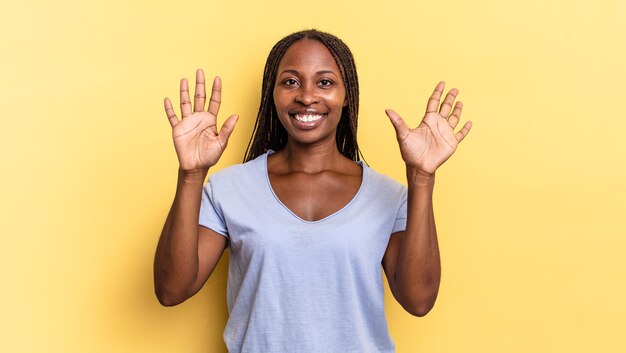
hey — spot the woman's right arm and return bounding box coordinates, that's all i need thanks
[153,69,238,306]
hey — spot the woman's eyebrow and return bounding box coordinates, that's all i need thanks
[279,69,300,76]
[316,70,339,76]
[278,69,339,76]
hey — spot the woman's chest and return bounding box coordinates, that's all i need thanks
[268,171,361,222]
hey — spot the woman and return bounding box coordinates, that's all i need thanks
[154,29,471,353]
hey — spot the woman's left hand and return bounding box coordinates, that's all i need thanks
[386,81,472,175]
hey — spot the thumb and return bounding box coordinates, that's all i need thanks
[218,114,239,146]
[385,109,410,139]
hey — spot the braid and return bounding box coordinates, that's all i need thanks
[244,29,363,162]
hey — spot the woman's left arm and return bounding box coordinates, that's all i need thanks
[382,82,472,317]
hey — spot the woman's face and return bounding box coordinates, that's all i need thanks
[273,39,347,147]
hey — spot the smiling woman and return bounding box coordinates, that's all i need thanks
[245,30,362,162]
[272,39,347,147]
[153,29,472,353]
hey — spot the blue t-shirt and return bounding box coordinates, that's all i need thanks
[199,151,408,353]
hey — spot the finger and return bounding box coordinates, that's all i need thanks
[455,121,473,142]
[426,81,445,113]
[207,76,222,117]
[448,101,463,128]
[439,88,458,117]
[217,114,239,147]
[164,97,179,128]
[180,78,192,118]
[385,109,410,140]
[194,69,206,112]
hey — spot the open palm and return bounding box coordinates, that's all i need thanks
[164,69,238,172]
[386,82,472,175]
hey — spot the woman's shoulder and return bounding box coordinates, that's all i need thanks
[362,163,407,194]
[208,152,268,185]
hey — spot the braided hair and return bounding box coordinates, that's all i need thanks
[244,29,363,162]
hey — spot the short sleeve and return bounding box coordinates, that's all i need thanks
[199,177,229,238]
[391,186,408,233]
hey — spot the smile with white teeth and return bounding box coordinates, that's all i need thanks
[294,114,324,123]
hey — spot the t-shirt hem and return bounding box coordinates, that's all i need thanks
[199,223,229,238]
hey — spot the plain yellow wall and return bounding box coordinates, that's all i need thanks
[2,0,625,352]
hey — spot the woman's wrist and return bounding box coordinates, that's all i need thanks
[406,166,436,188]
[178,167,209,184]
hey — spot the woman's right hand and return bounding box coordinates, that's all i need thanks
[164,69,239,172]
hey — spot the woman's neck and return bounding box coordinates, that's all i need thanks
[272,138,347,174]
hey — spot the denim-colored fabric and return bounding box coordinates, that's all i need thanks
[200,151,407,353]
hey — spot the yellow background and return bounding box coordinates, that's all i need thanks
[2,0,625,352]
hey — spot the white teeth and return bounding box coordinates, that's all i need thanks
[294,114,324,123]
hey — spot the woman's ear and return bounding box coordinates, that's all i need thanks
[343,97,348,107]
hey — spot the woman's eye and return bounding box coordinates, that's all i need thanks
[319,79,333,87]
[284,78,298,86]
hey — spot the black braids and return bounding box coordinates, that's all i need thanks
[245,35,293,159]
[244,29,364,162]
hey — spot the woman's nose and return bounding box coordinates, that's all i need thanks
[295,83,319,106]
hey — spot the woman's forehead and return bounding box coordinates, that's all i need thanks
[277,39,341,75]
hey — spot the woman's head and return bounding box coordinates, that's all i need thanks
[244,29,362,162]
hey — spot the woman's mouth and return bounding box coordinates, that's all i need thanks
[294,114,324,123]
[289,113,327,129]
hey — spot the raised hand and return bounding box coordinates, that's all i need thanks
[386,82,472,175]
[164,69,239,172]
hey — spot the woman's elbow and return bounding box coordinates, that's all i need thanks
[156,295,181,307]
[405,301,435,317]
[154,285,188,307]
[401,293,438,317]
